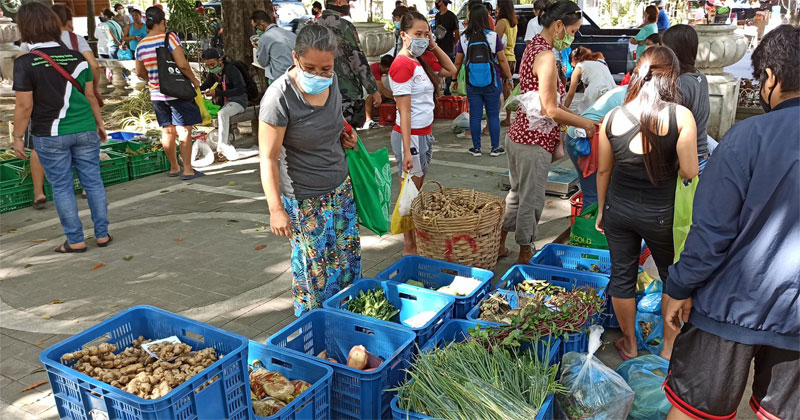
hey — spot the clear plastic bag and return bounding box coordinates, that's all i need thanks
[616,355,671,420]
[507,90,560,133]
[558,325,635,420]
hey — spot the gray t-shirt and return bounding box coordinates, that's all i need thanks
[259,71,347,201]
[677,72,710,156]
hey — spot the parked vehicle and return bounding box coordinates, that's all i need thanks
[455,3,638,76]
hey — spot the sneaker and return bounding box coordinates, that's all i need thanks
[468,147,482,157]
[368,120,380,129]
[490,147,506,157]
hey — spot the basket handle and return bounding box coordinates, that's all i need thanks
[419,180,446,195]
[478,201,503,215]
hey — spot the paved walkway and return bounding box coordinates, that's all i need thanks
[0,117,758,419]
[0,119,580,418]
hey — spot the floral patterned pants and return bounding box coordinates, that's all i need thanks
[282,178,361,316]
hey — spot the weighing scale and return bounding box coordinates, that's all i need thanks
[501,165,579,198]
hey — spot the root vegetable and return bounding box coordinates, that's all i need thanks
[347,345,368,370]
[316,350,327,359]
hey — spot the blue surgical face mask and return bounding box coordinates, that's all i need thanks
[407,36,429,57]
[394,21,401,30]
[297,70,332,95]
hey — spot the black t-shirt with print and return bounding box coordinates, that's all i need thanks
[13,42,95,137]
[435,10,459,55]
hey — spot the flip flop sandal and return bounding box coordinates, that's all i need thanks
[615,337,635,361]
[497,248,512,260]
[180,171,205,181]
[54,240,87,254]
[97,234,114,248]
[32,198,47,210]
[168,166,183,177]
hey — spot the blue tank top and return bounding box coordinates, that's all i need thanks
[128,23,148,52]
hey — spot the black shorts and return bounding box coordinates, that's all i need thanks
[665,323,800,420]
[153,98,202,128]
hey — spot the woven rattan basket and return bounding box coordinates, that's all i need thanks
[410,181,505,270]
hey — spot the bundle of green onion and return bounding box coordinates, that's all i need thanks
[395,340,565,420]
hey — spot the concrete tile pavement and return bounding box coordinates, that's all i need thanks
[0,119,755,419]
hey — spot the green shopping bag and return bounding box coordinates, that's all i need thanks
[673,176,699,263]
[346,137,391,236]
[504,84,521,111]
[569,202,609,249]
[204,99,220,119]
[454,66,467,96]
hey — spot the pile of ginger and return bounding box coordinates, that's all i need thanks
[61,337,218,400]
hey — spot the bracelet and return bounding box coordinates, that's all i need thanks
[427,45,437,51]
[12,133,24,140]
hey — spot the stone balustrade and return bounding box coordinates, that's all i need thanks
[96,59,205,97]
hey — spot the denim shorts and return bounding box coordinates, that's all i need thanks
[153,98,202,127]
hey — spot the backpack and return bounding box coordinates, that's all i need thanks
[465,30,496,88]
[230,60,260,103]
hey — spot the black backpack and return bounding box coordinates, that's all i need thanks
[230,60,260,103]
[465,30,496,88]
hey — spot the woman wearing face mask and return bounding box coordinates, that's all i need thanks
[200,49,248,162]
[390,11,456,255]
[498,0,597,264]
[391,6,409,56]
[258,23,361,315]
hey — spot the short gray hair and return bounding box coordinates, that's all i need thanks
[295,23,337,57]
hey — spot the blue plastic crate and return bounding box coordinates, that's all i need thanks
[39,305,250,420]
[248,341,333,420]
[390,393,556,420]
[323,279,454,346]
[530,243,612,275]
[267,309,417,420]
[376,256,494,319]
[483,265,609,357]
[108,131,143,141]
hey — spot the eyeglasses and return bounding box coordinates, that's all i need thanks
[297,62,334,78]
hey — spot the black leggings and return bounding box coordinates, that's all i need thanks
[603,196,674,299]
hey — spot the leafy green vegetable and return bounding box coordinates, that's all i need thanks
[346,286,400,321]
[470,287,604,349]
[395,340,565,420]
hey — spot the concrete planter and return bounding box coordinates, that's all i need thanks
[354,22,394,63]
[694,24,749,140]
[0,17,20,95]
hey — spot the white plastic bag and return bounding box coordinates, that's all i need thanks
[397,174,418,217]
[558,325,635,420]
[508,90,560,133]
[451,112,470,134]
[191,140,215,168]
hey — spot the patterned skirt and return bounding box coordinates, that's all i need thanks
[282,178,361,316]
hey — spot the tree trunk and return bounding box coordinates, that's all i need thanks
[222,0,268,91]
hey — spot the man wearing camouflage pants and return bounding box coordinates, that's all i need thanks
[316,0,381,128]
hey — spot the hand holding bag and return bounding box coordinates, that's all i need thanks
[390,173,416,235]
[157,32,196,99]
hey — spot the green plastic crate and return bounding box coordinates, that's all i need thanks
[0,149,28,168]
[102,141,167,179]
[0,164,34,213]
[98,150,130,186]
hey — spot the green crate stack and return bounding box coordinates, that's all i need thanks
[102,141,168,179]
[98,150,130,186]
[0,164,34,213]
